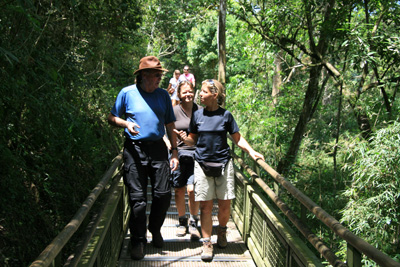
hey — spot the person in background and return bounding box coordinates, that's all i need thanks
[108,56,179,261]
[171,81,202,240]
[179,65,195,88]
[174,79,264,262]
[167,69,181,106]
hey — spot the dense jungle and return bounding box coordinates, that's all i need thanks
[1,0,399,266]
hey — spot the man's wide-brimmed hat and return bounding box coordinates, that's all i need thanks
[133,56,168,74]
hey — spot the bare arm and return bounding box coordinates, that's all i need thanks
[166,122,179,171]
[163,134,171,150]
[107,113,139,135]
[230,132,265,161]
[173,129,198,147]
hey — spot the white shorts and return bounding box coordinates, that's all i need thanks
[194,159,235,201]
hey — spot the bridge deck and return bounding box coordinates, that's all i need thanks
[117,186,255,266]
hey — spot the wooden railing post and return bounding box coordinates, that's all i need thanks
[347,243,362,267]
[243,179,251,244]
[273,181,280,196]
[252,159,260,177]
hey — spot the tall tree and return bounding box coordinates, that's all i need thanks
[218,0,227,86]
[231,0,400,174]
[272,51,283,105]
[232,0,340,174]
[0,0,143,265]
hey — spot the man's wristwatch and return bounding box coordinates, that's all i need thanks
[171,147,178,151]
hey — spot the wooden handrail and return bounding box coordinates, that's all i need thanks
[232,153,346,267]
[29,153,123,267]
[236,152,399,267]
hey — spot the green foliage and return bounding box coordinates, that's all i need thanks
[340,121,400,257]
[1,0,400,265]
[0,0,141,265]
[137,0,217,89]
[187,10,219,82]
[228,0,400,263]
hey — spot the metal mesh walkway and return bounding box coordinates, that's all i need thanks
[117,185,255,266]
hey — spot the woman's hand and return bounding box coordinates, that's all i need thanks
[173,130,197,146]
[173,129,187,141]
[249,150,265,162]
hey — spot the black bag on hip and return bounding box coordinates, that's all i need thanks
[199,161,225,177]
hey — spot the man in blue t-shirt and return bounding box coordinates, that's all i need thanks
[108,56,179,261]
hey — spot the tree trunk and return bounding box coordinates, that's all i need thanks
[272,50,283,105]
[218,0,226,86]
[277,64,323,175]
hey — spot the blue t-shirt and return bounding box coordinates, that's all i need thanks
[111,84,176,141]
[189,107,239,163]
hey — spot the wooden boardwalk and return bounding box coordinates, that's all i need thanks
[117,185,255,266]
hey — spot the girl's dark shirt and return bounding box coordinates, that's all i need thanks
[189,107,239,164]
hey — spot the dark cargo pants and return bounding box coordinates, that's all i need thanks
[123,138,172,245]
